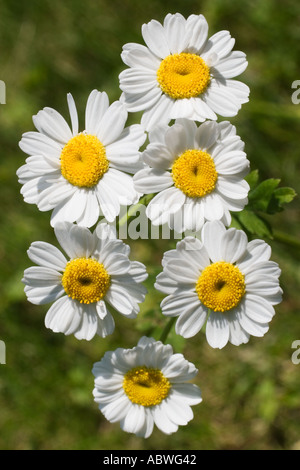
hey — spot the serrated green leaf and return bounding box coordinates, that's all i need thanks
[238,210,273,238]
[267,187,297,214]
[248,178,281,212]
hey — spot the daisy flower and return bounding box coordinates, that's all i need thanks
[119,13,249,130]
[17,90,146,227]
[92,336,202,438]
[155,220,282,349]
[133,119,250,233]
[22,222,148,341]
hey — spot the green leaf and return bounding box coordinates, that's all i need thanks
[230,215,244,230]
[237,210,273,238]
[268,186,297,214]
[257,378,279,423]
[245,169,259,189]
[248,178,281,212]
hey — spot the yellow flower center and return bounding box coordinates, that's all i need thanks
[61,258,111,304]
[171,149,217,198]
[123,366,171,407]
[196,261,246,312]
[157,53,210,100]
[60,133,109,188]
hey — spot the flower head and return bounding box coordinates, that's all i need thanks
[133,119,250,233]
[17,90,146,227]
[22,222,148,340]
[92,336,202,437]
[119,13,249,130]
[155,220,282,349]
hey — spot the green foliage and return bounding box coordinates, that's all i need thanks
[233,170,297,239]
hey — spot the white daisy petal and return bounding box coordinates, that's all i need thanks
[136,118,249,232]
[213,51,248,79]
[203,82,242,117]
[243,295,275,323]
[133,167,173,194]
[141,94,174,131]
[157,221,282,348]
[202,192,225,220]
[146,187,186,226]
[23,222,147,340]
[161,290,200,317]
[96,179,121,222]
[99,395,132,423]
[105,282,136,316]
[120,14,248,129]
[164,13,188,54]
[54,221,96,259]
[85,89,109,134]
[19,131,62,158]
[33,106,73,144]
[92,337,201,437]
[219,227,248,263]
[175,304,208,338]
[237,239,272,271]
[237,307,269,338]
[67,93,79,136]
[27,241,67,271]
[171,383,202,405]
[73,303,100,341]
[206,311,230,349]
[18,90,144,228]
[45,296,82,335]
[201,220,227,262]
[185,14,209,54]
[96,101,128,146]
[101,169,138,206]
[142,19,170,58]
[118,68,157,94]
[142,143,174,170]
[195,120,219,150]
[154,271,178,294]
[153,402,179,434]
[121,87,162,114]
[202,30,235,60]
[76,190,100,228]
[23,269,64,305]
[227,311,250,346]
[164,122,188,155]
[96,310,116,338]
[120,43,161,70]
[120,404,148,436]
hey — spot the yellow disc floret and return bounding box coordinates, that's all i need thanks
[60,133,109,188]
[123,366,171,407]
[157,53,210,100]
[172,149,217,198]
[196,261,246,312]
[61,257,111,304]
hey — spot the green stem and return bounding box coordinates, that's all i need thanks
[117,193,155,228]
[159,317,176,343]
[273,230,300,250]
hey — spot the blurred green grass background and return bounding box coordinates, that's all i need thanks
[0,0,300,450]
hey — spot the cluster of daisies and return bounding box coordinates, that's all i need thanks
[17,13,282,439]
